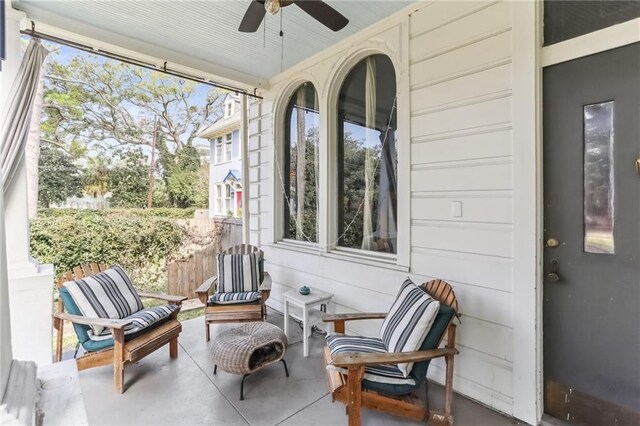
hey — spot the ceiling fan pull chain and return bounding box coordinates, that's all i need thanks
[280,10,284,72]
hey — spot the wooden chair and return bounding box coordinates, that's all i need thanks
[195,244,272,341]
[322,279,459,426]
[53,263,187,393]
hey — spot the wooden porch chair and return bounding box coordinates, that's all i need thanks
[322,279,459,426]
[53,263,187,393]
[196,244,272,341]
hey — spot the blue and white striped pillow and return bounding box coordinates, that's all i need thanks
[63,265,144,336]
[380,278,440,377]
[217,253,261,294]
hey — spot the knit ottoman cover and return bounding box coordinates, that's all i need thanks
[212,322,288,375]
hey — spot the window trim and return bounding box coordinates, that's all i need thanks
[270,47,410,269]
[273,78,322,248]
[214,132,234,164]
[325,50,409,267]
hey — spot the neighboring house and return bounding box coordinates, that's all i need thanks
[197,94,243,218]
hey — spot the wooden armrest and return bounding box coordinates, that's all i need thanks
[322,312,387,323]
[330,348,459,367]
[53,312,132,330]
[259,272,272,291]
[196,276,218,294]
[137,292,187,304]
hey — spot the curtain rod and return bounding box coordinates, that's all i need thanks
[20,25,263,100]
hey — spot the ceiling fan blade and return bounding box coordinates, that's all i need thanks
[239,0,266,33]
[294,0,349,32]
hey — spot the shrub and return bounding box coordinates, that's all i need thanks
[30,209,186,293]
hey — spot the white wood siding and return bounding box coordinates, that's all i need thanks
[247,0,536,420]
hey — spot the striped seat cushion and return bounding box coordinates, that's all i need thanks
[326,334,416,386]
[217,253,261,293]
[63,265,144,336]
[208,291,261,306]
[88,304,179,341]
[380,278,440,377]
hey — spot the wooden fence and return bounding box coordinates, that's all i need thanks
[166,217,244,299]
[167,245,217,299]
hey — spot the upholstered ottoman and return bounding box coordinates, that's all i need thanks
[212,322,289,400]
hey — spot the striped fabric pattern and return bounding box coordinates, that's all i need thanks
[88,304,179,341]
[217,253,260,294]
[326,334,416,386]
[63,265,144,336]
[208,291,261,305]
[380,278,440,377]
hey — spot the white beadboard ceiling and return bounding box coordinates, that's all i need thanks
[13,0,412,87]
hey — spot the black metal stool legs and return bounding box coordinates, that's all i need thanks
[240,374,250,400]
[236,360,289,400]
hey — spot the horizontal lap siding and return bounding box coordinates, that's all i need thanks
[248,0,516,416]
[409,0,514,414]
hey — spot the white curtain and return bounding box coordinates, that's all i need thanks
[313,93,320,243]
[0,39,49,192]
[361,57,376,251]
[295,87,307,240]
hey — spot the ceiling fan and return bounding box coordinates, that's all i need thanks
[239,0,349,33]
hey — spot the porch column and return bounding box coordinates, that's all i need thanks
[0,5,54,365]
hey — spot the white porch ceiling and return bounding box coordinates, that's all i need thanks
[12,0,412,87]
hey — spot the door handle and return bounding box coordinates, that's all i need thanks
[547,259,561,283]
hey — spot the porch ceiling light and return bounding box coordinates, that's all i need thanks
[264,0,281,15]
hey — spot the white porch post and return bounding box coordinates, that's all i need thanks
[1,5,55,365]
[240,94,250,244]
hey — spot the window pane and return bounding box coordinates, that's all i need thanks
[337,55,397,254]
[216,138,223,163]
[283,83,319,242]
[584,101,615,254]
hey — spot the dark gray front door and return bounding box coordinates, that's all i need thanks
[543,43,640,424]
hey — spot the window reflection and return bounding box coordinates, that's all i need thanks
[337,55,397,254]
[283,83,319,242]
[584,101,615,254]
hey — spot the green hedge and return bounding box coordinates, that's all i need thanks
[30,209,186,293]
[37,207,197,219]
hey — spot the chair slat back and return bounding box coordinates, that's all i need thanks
[56,262,109,289]
[54,262,109,362]
[222,244,264,259]
[424,279,458,314]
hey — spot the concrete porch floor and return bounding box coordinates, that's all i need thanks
[77,309,522,425]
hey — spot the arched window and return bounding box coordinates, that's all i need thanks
[283,83,320,242]
[337,54,397,254]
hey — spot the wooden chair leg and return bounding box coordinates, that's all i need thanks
[113,328,125,394]
[169,337,178,358]
[54,317,64,363]
[444,324,457,418]
[347,365,363,426]
[205,322,211,342]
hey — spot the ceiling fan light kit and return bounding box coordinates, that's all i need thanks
[264,0,281,16]
[239,0,349,33]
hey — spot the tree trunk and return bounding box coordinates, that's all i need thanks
[26,76,45,218]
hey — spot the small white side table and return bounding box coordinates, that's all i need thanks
[283,288,334,357]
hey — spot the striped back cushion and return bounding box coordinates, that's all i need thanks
[217,253,261,293]
[380,278,440,377]
[63,265,144,336]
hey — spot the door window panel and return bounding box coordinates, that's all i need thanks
[584,101,615,254]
